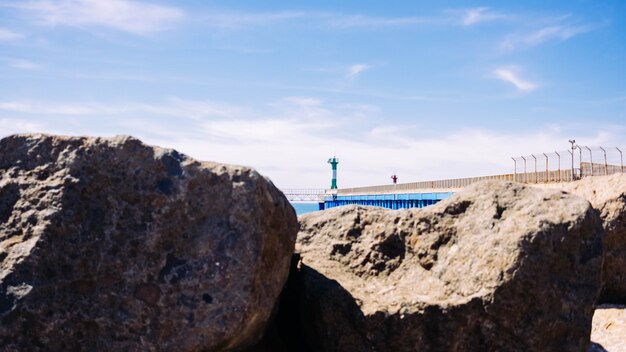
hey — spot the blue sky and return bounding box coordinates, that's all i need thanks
[1,0,625,188]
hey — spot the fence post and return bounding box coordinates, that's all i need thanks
[568,150,574,181]
[512,157,517,182]
[521,156,527,183]
[618,147,624,173]
[578,146,583,178]
[532,154,537,183]
[543,153,549,182]
[555,151,561,182]
[599,147,608,175]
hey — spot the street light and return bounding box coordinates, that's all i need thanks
[568,139,576,181]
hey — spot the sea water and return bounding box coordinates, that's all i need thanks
[290,202,321,215]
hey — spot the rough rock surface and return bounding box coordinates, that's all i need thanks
[296,181,603,352]
[589,304,626,352]
[0,134,298,351]
[561,174,626,303]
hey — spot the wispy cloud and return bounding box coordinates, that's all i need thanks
[461,7,508,26]
[347,64,371,78]
[325,14,436,28]
[501,22,601,50]
[524,24,595,45]
[202,10,305,30]
[4,0,184,35]
[9,59,41,70]
[0,28,23,40]
[199,10,437,30]
[0,118,43,135]
[0,101,99,115]
[0,98,242,119]
[493,67,538,92]
[0,97,623,188]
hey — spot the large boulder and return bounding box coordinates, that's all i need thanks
[296,181,603,351]
[561,174,626,303]
[0,134,298,351]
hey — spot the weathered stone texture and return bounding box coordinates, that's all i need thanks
[296,181,603,352]
[561,174,626,303]
[0,134,298,351]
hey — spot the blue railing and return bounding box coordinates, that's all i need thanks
[324,192,454,210]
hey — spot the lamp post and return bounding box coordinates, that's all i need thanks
[568,139,576,181]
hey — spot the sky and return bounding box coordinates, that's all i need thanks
[1,0,625,189]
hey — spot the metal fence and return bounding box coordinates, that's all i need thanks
[512,146,624,182]
[337,146,624,196]
[281,189,326,202]
[337,174,515,195]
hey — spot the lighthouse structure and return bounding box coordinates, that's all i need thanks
[327,156,339,189]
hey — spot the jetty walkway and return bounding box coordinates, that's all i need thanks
[283,158,624,211]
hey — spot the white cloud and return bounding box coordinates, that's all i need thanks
[326,14,434,28]
[0,28,23,40]
[347,64,370,78]
[501,23,599,50]
[0,98,244,120]
[525,25,594,45]
[0,118,43,134]
[6,0,184,35]
[0,101,106,115]
[2,98,623,189]
[493,67,538,92]
[10,59,41,70]
[461,7,507,26]
[200,11,436,30]
[202,11,305,30]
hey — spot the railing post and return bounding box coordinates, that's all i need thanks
[532,154,537,183]
[555,151,561,182]
[584,146,593,176]
[512,157,517,182]
[543,153,549,182]
[599,147,608,175]
[578,146,583,178]
[568,150,574,181]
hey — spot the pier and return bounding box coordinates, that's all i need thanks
[284,145,625,212]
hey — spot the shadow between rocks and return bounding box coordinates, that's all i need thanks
[588,342,608,352]
[247,255,368,352]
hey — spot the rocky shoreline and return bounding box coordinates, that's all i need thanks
[1,134,625,351]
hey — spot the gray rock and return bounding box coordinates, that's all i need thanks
[0,134,298,351]
[561,174,626,303]
[296,181,603,352]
